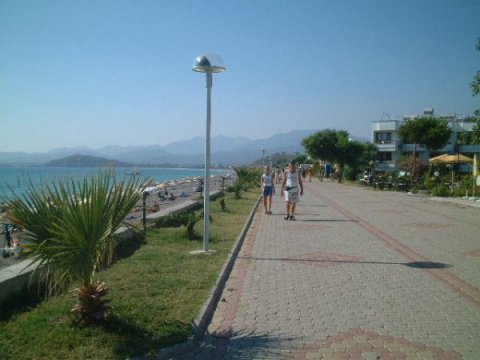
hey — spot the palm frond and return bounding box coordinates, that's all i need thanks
[3,171,148,294]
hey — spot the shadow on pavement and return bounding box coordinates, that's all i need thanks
[302,218,358,222]
[239,256,452,269]
[405,261,452,269]
[189,329,299,359]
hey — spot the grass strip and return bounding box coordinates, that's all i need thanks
[0,190,258,360]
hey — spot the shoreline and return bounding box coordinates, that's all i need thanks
[1,173,234,270]
[126,173,233,223]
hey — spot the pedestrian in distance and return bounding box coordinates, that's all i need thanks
[281,160,303,220]
[261,165,275,214]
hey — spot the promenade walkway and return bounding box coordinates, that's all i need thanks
[181,180,480,359]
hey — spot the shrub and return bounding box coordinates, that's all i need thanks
[233,166,262,190]
[232,181,243,199]
[342,165,357,181]
[219,197,226,211]
[431,185,450,197]
[155,212,185,227]
[154,210,212,240]
[424,177,436,192]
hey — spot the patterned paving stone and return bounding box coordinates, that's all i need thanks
[175,181,480,359]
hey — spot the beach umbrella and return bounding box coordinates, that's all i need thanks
[428,153,473,164]
[429,153,473,192]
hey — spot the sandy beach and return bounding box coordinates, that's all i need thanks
[1,173,234,270]
[126,173,233,222]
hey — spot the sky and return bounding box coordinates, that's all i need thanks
[1,0,479,153]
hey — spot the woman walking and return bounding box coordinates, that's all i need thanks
[261,165,275,214]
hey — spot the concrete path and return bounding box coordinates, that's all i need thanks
[181,180,480,359]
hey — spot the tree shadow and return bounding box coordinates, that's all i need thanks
[0,282,48,322]
[185,329,299,359]
[114,231,146,262]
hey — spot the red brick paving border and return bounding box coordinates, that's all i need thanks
[309,186,480,308]
[290,328,462,359]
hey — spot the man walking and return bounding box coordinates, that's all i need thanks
[281,160,303,220]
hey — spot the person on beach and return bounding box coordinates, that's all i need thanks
[261,165,275,214]
[281,160,303,220]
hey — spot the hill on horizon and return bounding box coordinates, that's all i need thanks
[44,154,130,168]
[0,130,370,166]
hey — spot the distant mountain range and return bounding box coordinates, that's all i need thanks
[0,130,369,166]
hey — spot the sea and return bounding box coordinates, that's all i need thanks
[0,166,227,200]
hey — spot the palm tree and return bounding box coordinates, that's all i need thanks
[5,171,147,324]
[232,166,262,197]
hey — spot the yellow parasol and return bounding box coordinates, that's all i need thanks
[429,153,473,193]
[428,153,473,164]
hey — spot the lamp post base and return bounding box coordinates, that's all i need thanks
[189,249,217,255]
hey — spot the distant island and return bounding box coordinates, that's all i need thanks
[42,154,205,169]
[43,154,130,167]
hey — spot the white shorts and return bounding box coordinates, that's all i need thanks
[284,189,299,203]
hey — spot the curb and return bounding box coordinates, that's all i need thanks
[154,195,262,359]
[193,194,262,340]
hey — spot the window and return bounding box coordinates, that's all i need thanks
[375,132,392,144]
[376,152,392,161]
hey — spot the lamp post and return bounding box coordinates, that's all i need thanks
[192,53,226,253]
[261,148,265,166]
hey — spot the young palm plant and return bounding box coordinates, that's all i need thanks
[155,210,212,240]
[4,172,147,325]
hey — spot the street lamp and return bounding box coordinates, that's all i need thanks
[192,53,226,253]
[261,148,265,166]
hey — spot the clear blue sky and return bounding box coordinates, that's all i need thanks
[1,0,479,153]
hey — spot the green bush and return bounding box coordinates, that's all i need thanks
[154,212,185,227]
[431,185,450,197]
[154,210,212,240]
[233,166,262,190]
[219,197,226,211]
[342,165,357,181]
[231,181,244,199]
[424,177,439,193]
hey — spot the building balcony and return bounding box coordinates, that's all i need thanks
[376,142,398,152]
[458,144,480,153]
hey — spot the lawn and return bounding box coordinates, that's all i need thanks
[0,190,259,360]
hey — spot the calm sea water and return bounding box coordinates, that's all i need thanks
[0,166,226,200]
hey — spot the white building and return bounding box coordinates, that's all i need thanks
[371,109,479,173]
